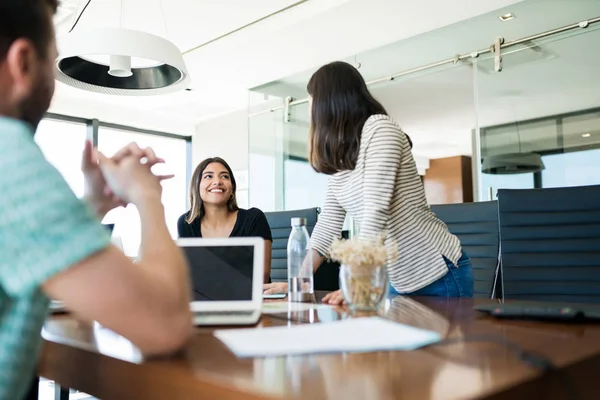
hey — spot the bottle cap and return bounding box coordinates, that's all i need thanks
[291,217,307,227]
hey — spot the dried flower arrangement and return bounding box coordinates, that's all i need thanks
[328,234,398,269]
[328,234,398,309]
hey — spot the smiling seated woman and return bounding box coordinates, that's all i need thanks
[177,157,273,283]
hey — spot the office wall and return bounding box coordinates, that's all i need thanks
[193,109,249,208]
[192,109,248,170]
[423,156,473,204]
[50,95,197,136]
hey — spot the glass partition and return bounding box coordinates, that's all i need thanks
[282,102,329,211]
[249,60,476,217]
[476,26,600,199]
[248,2,600,207]
[248,96,285,212]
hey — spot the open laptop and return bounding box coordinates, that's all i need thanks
[177,237,264,326]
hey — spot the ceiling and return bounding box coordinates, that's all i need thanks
[254,0,600,160]
[49,0,524,135]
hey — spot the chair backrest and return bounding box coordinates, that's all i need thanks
[264,208,320,282]
[430,201,500,298]
[497,185,600,303]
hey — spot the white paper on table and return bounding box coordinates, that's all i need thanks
[261,302,335,314]
[214,316,441,358]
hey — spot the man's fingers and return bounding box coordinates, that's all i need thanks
[81,139,94,169]
[143,147,158,164]
[145,158,166,169]
[156,174,174,181]
[111,142,145,162]
[96,150,110,164]
[111,144,167,170]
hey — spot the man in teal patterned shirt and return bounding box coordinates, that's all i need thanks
[0,1,193,399]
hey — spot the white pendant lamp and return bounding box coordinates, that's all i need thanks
[54,1,191,96]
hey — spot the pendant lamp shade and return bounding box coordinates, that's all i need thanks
[481,152,545,174]
[55,28,191,96]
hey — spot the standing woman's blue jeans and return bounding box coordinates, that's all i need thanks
[388,251,474,298]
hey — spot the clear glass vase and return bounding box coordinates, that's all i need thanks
[340,264,388,311]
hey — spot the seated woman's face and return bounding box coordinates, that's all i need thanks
[199,162,234,206]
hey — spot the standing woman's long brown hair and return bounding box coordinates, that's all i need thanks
[307,61,412,175]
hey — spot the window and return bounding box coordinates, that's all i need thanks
[34,119,87,197]
[542,149,600,188]
[98,129,189,256]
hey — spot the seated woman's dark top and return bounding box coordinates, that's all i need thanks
[177,207,273,242]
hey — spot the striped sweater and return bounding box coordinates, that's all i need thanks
[311,114,462,293]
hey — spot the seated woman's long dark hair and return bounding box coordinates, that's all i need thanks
[186,157,239,223]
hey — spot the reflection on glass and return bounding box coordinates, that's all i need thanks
[480,173,534,200]
[98,129,188,256]
[542,149,600,188]
[248,108,283,212]
[35,119,87,197]
[250,59,475,211]
[284,158,328,211]
[477,25,600,195]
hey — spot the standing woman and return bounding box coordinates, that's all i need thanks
[178,157,273,283]
[264,61,473,302]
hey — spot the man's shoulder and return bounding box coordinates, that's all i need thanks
[0,120,46,177]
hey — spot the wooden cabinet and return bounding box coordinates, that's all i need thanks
[423,156,473,204]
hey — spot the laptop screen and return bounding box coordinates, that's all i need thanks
[182,245,254,302]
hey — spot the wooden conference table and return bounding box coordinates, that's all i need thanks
[39,293,600,400]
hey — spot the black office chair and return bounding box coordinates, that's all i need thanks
[431,201,500,298]
[265,208,319,282]
[497,185,600,303]
[264,208,340,291]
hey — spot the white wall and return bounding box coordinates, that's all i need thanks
[193,109,248,170]
[192,109,250,208]
[50,89,197,136]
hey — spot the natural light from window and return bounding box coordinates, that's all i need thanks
[34,119,87,197]
[98,129,188,256]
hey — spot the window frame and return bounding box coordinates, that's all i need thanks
[479,106,600,191]
[45,112,193,205]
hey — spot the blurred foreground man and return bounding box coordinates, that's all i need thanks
[0,1,193,398]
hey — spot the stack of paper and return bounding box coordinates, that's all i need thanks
[214,316,441,357]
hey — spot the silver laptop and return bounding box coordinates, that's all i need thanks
[177,237,264,326]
